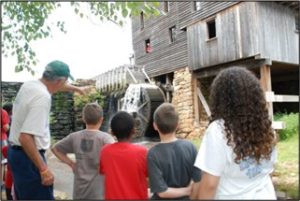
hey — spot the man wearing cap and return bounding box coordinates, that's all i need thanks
[7,60,85,200]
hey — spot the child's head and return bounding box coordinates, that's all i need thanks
[153,103,179,135]
[3,103,13,116]
[209,67,275,163]
[82,103,103,126]
[110,111,134,141]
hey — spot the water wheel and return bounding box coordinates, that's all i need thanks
[121,84,166,139]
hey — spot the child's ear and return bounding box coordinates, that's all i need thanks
[98,117,103,125]
[153,122,158,131]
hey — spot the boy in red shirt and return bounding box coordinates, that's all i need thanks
[99,111,148,200]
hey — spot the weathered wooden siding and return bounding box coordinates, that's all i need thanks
[177,2,238,29]
[256,2,299,64]
[132,2,184,77]
[131,2,239,77]
[188,2,299,70]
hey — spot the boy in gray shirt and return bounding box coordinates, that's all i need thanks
[147,103,201,200]
[51,103,114,199]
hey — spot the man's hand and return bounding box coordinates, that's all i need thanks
[74,86,90,95]
[40,168,54,186]
[58,83,90,95]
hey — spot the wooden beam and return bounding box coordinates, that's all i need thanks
[193,76,200,122]
[166,74,172,102]
[260,64,273,120]
[266,92,299,103]
[275,95,299,102]
[260,65,272,91]
[272,121,286,130]
[195,58,269,79]
[197,86,211,117]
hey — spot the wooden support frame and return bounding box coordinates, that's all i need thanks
[166,74,172,102]
[196,86,211,117]
[193,76,200,122]
[266,91,299,102]
[260,64,273,120]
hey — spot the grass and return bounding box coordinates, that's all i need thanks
[273,133,299,199]
[191,133,299,199]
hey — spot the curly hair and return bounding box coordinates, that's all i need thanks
[209,67,276,164]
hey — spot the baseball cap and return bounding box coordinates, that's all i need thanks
[45,60,74,80]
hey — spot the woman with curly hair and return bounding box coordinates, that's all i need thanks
[194,67,277,199]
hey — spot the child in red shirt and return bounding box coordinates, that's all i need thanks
[99,111,148,200]
[1,108,12,200]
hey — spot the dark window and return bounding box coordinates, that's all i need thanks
[207,19,216,39]
[140,12,144,30]
[164,2,169,13]
[145,39,152,53]
[169,26,176,43]
[194,1,201,11]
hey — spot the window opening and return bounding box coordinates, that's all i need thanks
[169,26,176,43]
[140,12,144,30]
[194,1,201,11]
[145,39,152,53]
[207,19,216,39]
[164,2,169,12]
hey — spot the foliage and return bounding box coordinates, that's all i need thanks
[74,87,104,110]
[274,112,299,140]
[1,2,161,74]
[191,137,203,150]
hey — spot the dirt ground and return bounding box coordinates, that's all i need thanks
[47,151,74,199]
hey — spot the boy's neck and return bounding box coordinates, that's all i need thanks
[159,132,177,143]
[117,137,131,143]
[85,124,100,131]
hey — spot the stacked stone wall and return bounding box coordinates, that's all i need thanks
[50,92,75,140]
[1,81,23,103]
[171,68,208,139]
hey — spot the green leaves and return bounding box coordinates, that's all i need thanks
[2,2,162,74]
[2,2,58,74]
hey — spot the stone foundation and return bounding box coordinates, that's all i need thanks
[171,67,208,139]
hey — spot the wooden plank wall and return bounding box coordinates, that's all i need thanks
[177,2,238,29]
[256,2,299,64]
[131,2,238,77]
[187,2,299,70]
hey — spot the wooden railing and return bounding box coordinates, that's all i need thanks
[92,65,147,93]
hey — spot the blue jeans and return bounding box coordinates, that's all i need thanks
[7,146,54,200]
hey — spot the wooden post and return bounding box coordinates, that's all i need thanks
[193,76,200,122]
[260,64,273,120]
[166,74,171,102]
[197,86,211,117]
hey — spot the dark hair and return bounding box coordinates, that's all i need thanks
[110,111,134,140]
[42,70,66,81]
[82,103,103,125]
[209,67,276,163]
[3,103,13,115]
[153,103,178,134]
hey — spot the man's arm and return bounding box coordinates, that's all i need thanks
[51,147,75,172]
[197,171,220,199]
[58,83,87,95]
[19,133,54,186]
